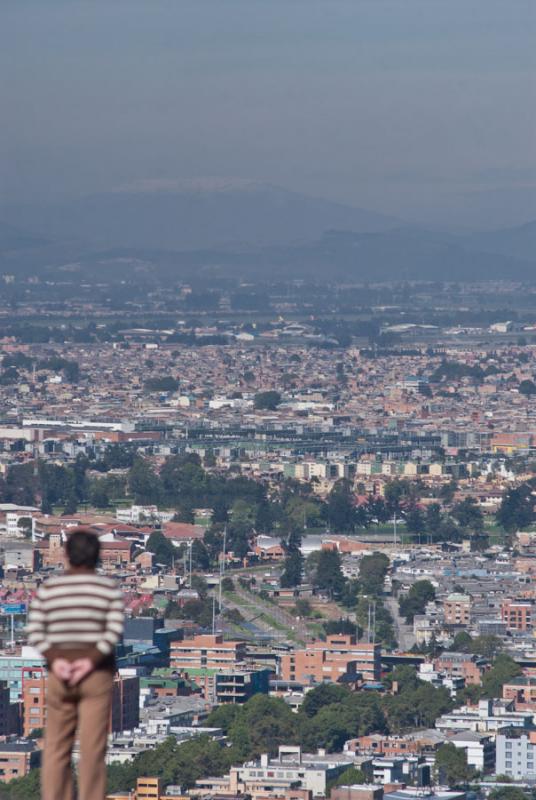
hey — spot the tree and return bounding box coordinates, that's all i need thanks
[450,631,473,653]
[128,457,161,504]
[405,506,425,541]
[452,496,484,533]
[435,743,476,786]
[489,788,530,800]
[359,552,389,596]
[90,482,110,509]
[301,684,349,718]
[173,503,195,523]
[17,517,33,539]
[330,767,367,792]
[106,734,231,794]
[383,681,452,732]
[191,539,210,570]
[280,531,303,588]
[254,391,281,411]
[144,376,179,392]
[439,480,458,505]
[227,695,298,759]
[384,479,409,515]
[280,548,303,587]
[323,618,357,637]
[325,480,357,532]
[425,503,443,541]
[146,531,176,568]
[399,580,436,623]
[481,654,521,698]
[0,768,41,799]
[496,485,534,534]
[353,597,397,649]
[470,634,503,659]
[294,598,312,617]
[63,490,78,515]
[312,549,345,597]
[519,379,536,397]
[206,703,241,733]
[300,694,386,753]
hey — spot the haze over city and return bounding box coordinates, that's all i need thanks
[0,3,536,800]
[1,0,535,231]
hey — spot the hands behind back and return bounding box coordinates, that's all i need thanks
[51,657,94,686]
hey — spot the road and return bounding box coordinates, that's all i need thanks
[386,596,416,651]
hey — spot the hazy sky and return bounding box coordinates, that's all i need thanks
[1,0,535,228]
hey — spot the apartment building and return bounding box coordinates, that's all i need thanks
[0,681,12,736]
[503,676,536,711]
[280,637,381,684]
[195,745,358,798]
[106,776,186,800]
[433,652,486,686]
[213,668,270,704]
[450,732,495,772]
[22,668,140,736]
[436,699,533,734]
[22,666,46,737]
[501,599,534,632]
[0,647,44,702]
[169,634,247,672]
[0,741,40,782]
[496,728,536,780]
[111,674,140,733]
[444,594,472,626]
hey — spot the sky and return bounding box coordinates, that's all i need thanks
[1,0,535,229]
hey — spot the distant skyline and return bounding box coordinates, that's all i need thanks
[1,0,535,230]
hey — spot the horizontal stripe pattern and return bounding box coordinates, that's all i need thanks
[27,574,124,657]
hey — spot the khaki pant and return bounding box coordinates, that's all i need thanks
[43,670,113,800]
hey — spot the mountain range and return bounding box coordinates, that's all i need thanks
[0,180,535,283]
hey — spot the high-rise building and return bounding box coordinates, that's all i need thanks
[111,674,140,733]
[22,666,46,737]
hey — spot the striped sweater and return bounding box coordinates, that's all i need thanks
[26,573,124,668]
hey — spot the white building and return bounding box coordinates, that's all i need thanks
[436,699,533,734]
[116,505,174,525]
[496,729,536,779]
[237,746,356,797]
[450,732,495,772]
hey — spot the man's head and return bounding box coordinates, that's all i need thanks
[65,527,101,569]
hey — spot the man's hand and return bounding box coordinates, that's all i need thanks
[68,657,94,687]
[51,658,73,682]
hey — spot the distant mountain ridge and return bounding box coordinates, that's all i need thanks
[0,179,535,283]
[462,220,536,262]
[1,181,400,251]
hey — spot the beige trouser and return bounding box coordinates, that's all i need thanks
[42,670,113,800]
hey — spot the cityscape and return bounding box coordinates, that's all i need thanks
[1,2,536,800]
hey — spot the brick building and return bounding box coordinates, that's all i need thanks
[170,634,247,672]
[503,677,536,711]
[433,652,486,686]
[0,742,40,782]
[501,599,534,632]
[22,666,47,737]
[444,594,472,626]
[280,637,381,684]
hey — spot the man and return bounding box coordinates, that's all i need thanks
[27,527,124,800]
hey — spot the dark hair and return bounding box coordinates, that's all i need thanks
[65,528,101,568]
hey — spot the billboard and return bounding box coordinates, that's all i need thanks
[0,603,26,615]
